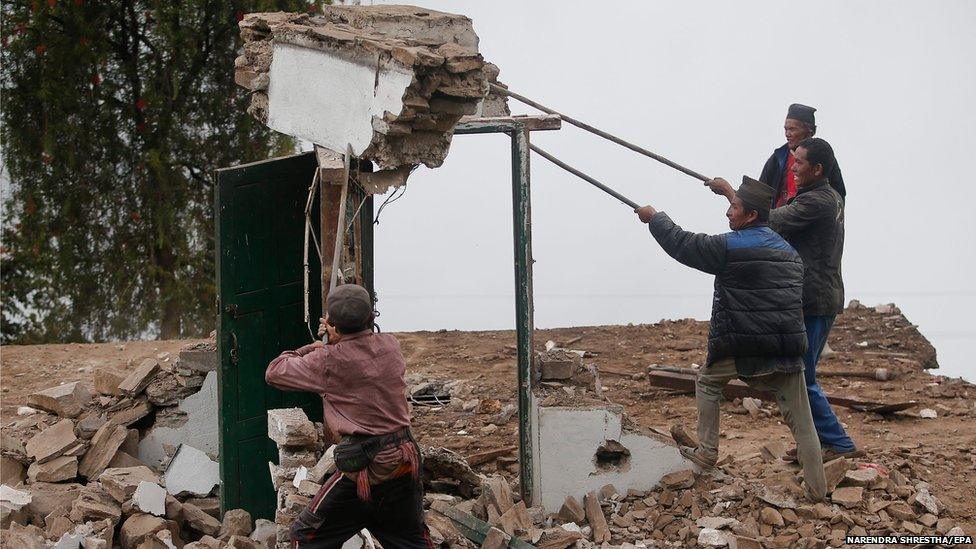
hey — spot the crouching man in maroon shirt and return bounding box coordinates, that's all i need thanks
[266,284,433,549]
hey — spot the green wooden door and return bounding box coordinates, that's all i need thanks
[215,152,324,519]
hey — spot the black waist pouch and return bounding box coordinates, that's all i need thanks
[334,429,411,473]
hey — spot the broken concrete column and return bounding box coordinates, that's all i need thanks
[236,5,508,185]
[27,381,93,418]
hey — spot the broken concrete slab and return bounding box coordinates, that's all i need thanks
[132,481,167,517]
[26,418,78,464]
[531,403,687,512]
[27,455,77,482]
[28,382,93,418]
[139,371,218,470]
[267,408,317,447]
[236,6,505,182]
[78,422,128,480]
[118,358,160,396]
[163,444,219,497]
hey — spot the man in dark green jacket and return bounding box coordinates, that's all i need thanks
[636,177,825,501]
[708,138,859,461]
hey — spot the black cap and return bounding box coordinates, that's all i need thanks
[787,103,816,126]
[326,284,372,332]
[736,176,774,217]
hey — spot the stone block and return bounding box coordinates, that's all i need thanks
[94,369,125,396]
[26,418,78,463]
[69,485,122,524]
[107,399,153,428]
[307,446,336,483]
[250,518,276,549]
[119,359,160,396]
[1,456,26,486]
[267,408,317,447]
[178,342,217,373]
[163,444,219,497]
[78,423,128,479]
[831,486,864,508]
[181,502,221,536]
[219,508,253,540]
[27,455,78,482]
[28,382,92,418]
[99,466,160,503]
[661,469,696,490]
[557,495,585,523]
[119,513,169,548]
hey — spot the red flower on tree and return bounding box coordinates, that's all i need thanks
[135,98,147,111]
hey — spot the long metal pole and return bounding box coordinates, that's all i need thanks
[510,124,535,505]
[530,144,641,209]
[492,83,710,183]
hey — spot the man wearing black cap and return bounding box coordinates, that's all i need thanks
[759,103,846,207]
[635,180,826,501]
[708,137,859,461]
[266,284,433,548]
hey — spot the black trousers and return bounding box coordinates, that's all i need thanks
[290,472,434,549]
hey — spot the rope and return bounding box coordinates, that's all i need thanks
[303,169,321,341]
[491,83,711,183]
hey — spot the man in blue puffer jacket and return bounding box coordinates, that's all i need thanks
[635,177,826,501]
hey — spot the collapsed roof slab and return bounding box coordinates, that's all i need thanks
[236,6,508,173]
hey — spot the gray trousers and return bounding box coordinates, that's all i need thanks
[696,357,826,501]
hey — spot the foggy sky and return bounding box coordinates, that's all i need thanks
[367,1,975,380]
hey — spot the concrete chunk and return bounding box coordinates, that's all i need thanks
[119,513,169,548]
[27,455,78,482]
[220,508,253,539]
[26,418,78,464]
[0,456,26,486]
[557,495,585,524]
[78,423,128,479]
[132,482,167,517]
[267,408,317,447]
[28,382,92,418]
[249,518,276,548]
[163,444,219,497]
[307,445,336,483]
[69,485,122,523]
[118,358,160,396]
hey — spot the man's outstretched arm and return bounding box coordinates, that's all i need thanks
[266,342,329,394]
[636,206,727,275]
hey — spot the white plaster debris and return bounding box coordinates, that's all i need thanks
[292,466,309,489]
[919,408,938,419]
[0,484,31,508]
[16,406,38,416]
[163,444,219,497]
[139,371,218,469]
[132,481,167,516]
[697,527,731,546]
[531,403,688,512]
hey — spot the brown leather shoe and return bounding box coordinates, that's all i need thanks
[822,447,866,461]
[670,424,698,448]
[678,445,717,470]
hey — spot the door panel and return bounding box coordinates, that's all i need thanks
[215,152,323,520]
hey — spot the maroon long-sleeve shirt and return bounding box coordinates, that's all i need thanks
[265,330,412,480]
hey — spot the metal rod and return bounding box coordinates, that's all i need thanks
[492,83,710,182]
[530,143,641,210]
[510,124,535,506]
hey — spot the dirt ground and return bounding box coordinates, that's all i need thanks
[2,303,974,539]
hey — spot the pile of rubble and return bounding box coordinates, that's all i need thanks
[0,342,275,548]
[235,5,508,176]
[419,440,967,548]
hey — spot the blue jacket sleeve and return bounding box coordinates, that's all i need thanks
[647,212,727,275]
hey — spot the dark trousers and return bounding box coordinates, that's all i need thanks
[290,472,434,549]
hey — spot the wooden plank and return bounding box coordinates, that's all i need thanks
[645,371,915,413]
[455,114,562,135]
[430,501,536,548]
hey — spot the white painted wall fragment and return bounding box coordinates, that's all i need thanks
[138,371,218,470]
[267,43,413,156]
[531,404,689,512]
[163,444,219,497]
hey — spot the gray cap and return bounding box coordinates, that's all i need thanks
[736,176,775,216]
[326,284,372,331]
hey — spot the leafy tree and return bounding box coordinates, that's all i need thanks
[1,0,319,343]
